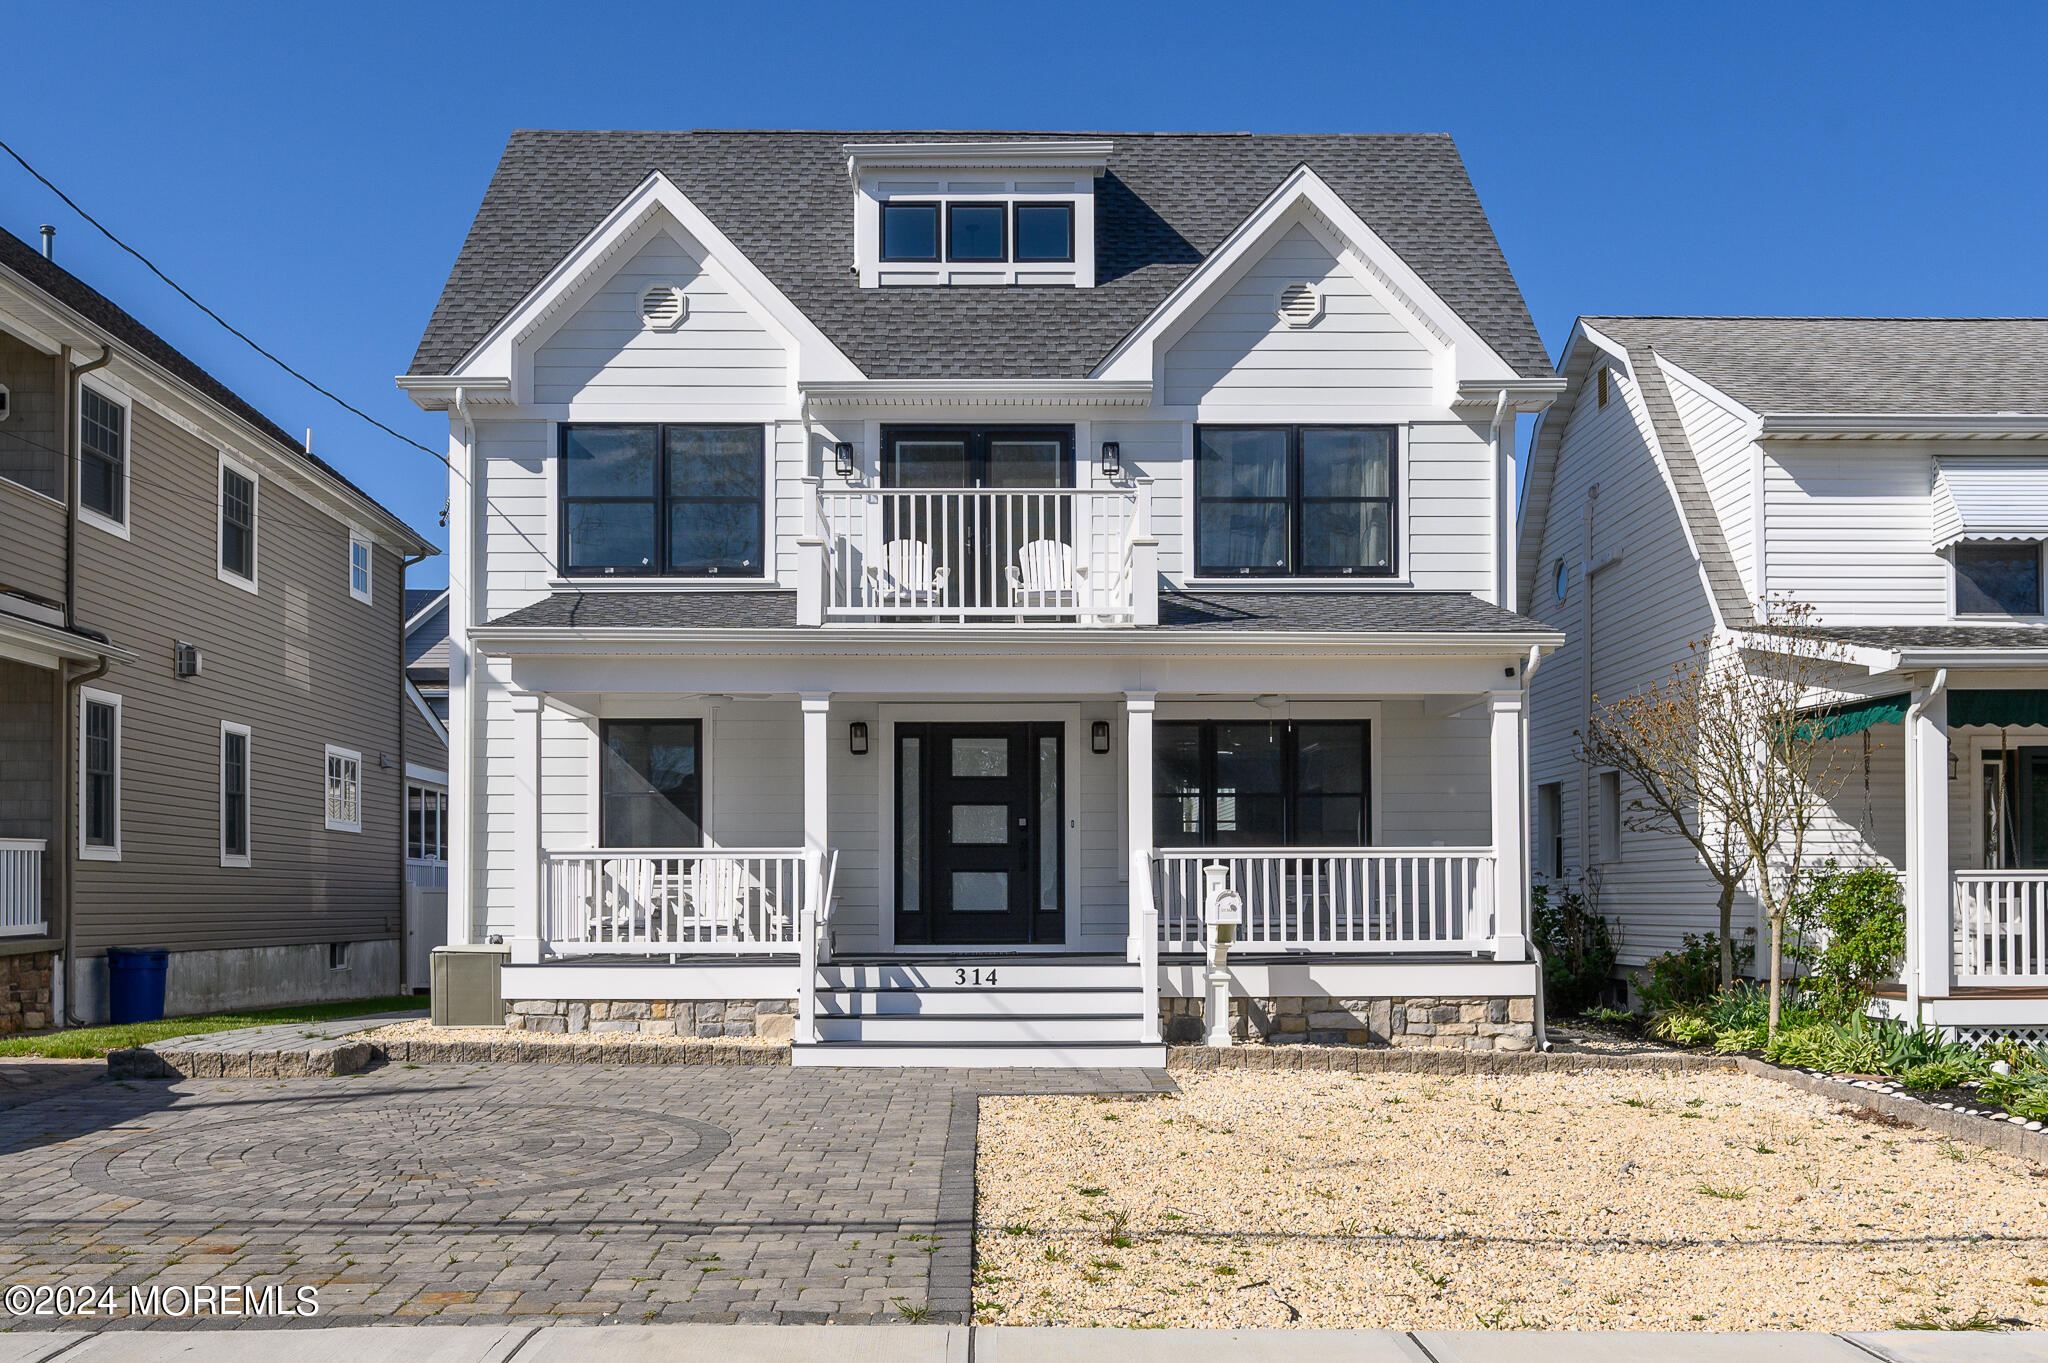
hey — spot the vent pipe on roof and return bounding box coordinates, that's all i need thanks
[39,225,54,260]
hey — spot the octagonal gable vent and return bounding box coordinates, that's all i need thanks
[639,283,688,332]
[1277,282,1323,328]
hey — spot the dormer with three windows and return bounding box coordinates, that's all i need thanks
[847,141,1108,288]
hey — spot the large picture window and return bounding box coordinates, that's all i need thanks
[559,424,764,578]
[1154,720,1371,848]
[1194,425,1396,578]
[600,720,703,848]
[1955,541,2043,616]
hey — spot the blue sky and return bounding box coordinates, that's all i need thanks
[5,2,2043,587]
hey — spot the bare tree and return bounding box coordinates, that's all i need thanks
[1577,597,1860,1030]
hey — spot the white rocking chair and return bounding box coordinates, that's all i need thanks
[863,538,950,610]
[1007,538,1087,610]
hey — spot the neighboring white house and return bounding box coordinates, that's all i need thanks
[1520,316,2048,1039]
[400,131,1565,1066]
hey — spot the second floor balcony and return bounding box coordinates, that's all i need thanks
[800,480,1157,626]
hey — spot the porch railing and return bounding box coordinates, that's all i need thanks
[816,486,1145,623]
[1954,870,2048,982]
[0,839,44,937]
[542,849,808,956]
[1152,848,1497,954]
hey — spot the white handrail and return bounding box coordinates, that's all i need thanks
[1954,870,2048,981]
[542,848,807,956]
[0,838,45,938]
[1151,847,1496,954]
[799,848,840,1045]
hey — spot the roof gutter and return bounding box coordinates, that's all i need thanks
[468,624,1567,659]
[799,378,1154,408]
[1760,413,2048,439]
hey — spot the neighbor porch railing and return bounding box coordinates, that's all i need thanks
[1953,870,2048,982]
[0,839,44,937]
[542,849,809,955]
[815,485,1148,624]
[1151,848,1497,953]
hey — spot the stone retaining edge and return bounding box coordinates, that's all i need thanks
[106,1034,793,1078]
[1733,1056,2048,1164]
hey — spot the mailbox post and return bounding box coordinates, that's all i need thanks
[1201,862,1243,1047]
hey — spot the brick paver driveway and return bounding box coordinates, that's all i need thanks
[0,1061,1166,1329]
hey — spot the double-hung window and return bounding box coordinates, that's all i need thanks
[1154,720,1371,848]
[599,720,703,847]
[559,424,765,578]
[1195,425,1396,577]
[349,532,373,603]
[221,723,251,866]
[1955,541,2044,616]
[325,746,362,833]
[220,462,256,585]
[79,689,121,859]
[79,387,126,527]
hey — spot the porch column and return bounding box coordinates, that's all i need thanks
[1907,673,1952,1008]
[800,690,832,875]
[507,691,544,965]
[1124,690,1160,1042]
[1490,688,1530,961]
[797,475,825,627]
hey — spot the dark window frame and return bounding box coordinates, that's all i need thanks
[1011,202,1075,263]
[79,386,125,523]
[878,424,1076,488]
[220,464,256,580]
[1954,540,2045,617]
[82,695,118,851]
[598,718,705,849]
[556,423,767,580]
[222,725,250,861]
[944,202,1008,263]
[1193,424,1400,579]
[1153,719,1373,849]
[880,200,942,262]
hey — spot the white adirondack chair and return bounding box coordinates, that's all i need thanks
[1007,538,1087,610]
[863,538,950,609]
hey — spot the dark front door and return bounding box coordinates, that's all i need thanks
[879,427,1075,614]
[895,722,1065,946]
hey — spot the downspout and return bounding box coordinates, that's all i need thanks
[59,343,114,1027]
[1488,387,1512,609]
[1578,484,1599,879]
[447,387,478,946]
[1522,644,1549,1051]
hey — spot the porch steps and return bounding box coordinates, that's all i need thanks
[794,956,1164,1068]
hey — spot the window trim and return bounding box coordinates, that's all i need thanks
[555,423,770,581]
[944,201,1008,263]
[216,452,260,593]
[879,200,943,263]
[348,529,374,604]
[1191,424,1401,580]
[1152,718,1375,849]
[1012,201,1076,263]
[76,381,131,541]
[1952,539,2047,620]
[220,720,252,868]
[324,744,363,834]
[78,687,122,861]
[597,718,705,849]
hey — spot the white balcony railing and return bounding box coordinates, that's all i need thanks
[1152,847,1496,954]
[1954,870,2048,983]
[542,849,810,956]
[813,485,1151,624]
[0,839,44,937]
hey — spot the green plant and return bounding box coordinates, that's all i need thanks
[1898,1059,1981,1092]
[1585,1005,1640,1031]
[1649,1007,1717,1046]
[1764,1018,1886,1073]
[1531,882,1619,1015]
[1978,1070,2048,1122]
[1639,934,1754,1013]
[1786,861,1906,1021]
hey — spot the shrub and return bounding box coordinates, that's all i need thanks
[1898,1059,1981,1092]
[1531,882,1618,1016]
[1638,933,1754,1013]
[1649,1007,1717,1046]
[1786,861,1905,1021]
[1764,1019,1885,1074]
[1979,1070,2048,1122]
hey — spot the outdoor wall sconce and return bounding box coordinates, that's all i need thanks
[1091,720,1112,754]
[833,441,857,479]
[848,721,869,756]
[1098,441,1121,479]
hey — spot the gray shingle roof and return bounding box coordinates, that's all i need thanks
[1583,317,2048,415]
[482,589,1551,635]
[1627,352,1752,627]
[410,130,1551,381]
[1796,624,2048,651]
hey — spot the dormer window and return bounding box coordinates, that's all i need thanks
[881,203,940,262]
[847,141,1109,288]
[947,204,1006,261]
[1013,204,1074,262]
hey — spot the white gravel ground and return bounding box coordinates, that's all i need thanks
[358,1019,783,1051]
[975,1069,2048,1331]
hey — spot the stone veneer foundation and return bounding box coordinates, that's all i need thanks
[1160,994,1535,1051]
[0,952,53,1035]
[505,998,793,1041]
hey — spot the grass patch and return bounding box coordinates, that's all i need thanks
[0,994,423,1059]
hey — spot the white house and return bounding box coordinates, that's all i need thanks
[400,131,1564,1066]
[1521,316,2048,1040]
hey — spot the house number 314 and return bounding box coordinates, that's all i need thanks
[954,968,997,986]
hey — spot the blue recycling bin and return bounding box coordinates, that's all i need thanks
[106,947,169,1024]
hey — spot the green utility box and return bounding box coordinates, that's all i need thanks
[431,943,510,1027]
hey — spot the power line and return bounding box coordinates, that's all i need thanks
[0,137,448,469]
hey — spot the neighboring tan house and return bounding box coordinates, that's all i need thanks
[402,130,1564,1066]
[0,224,437,1027]
[1520,316,2048,1039]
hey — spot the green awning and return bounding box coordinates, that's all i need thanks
[1950,689,2048,728]
[1795,693,1910,741]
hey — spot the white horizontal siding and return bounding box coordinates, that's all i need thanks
[1379,701,1491,846]
[1405,421,1494,594]
[1163,223,1434,411]
[1763,445,1948,622]
[533,230,787,411]
[1096,420,1185,579]
[476,419,551,621]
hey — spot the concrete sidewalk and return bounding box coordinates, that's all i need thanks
[4,1326,2046,1362]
